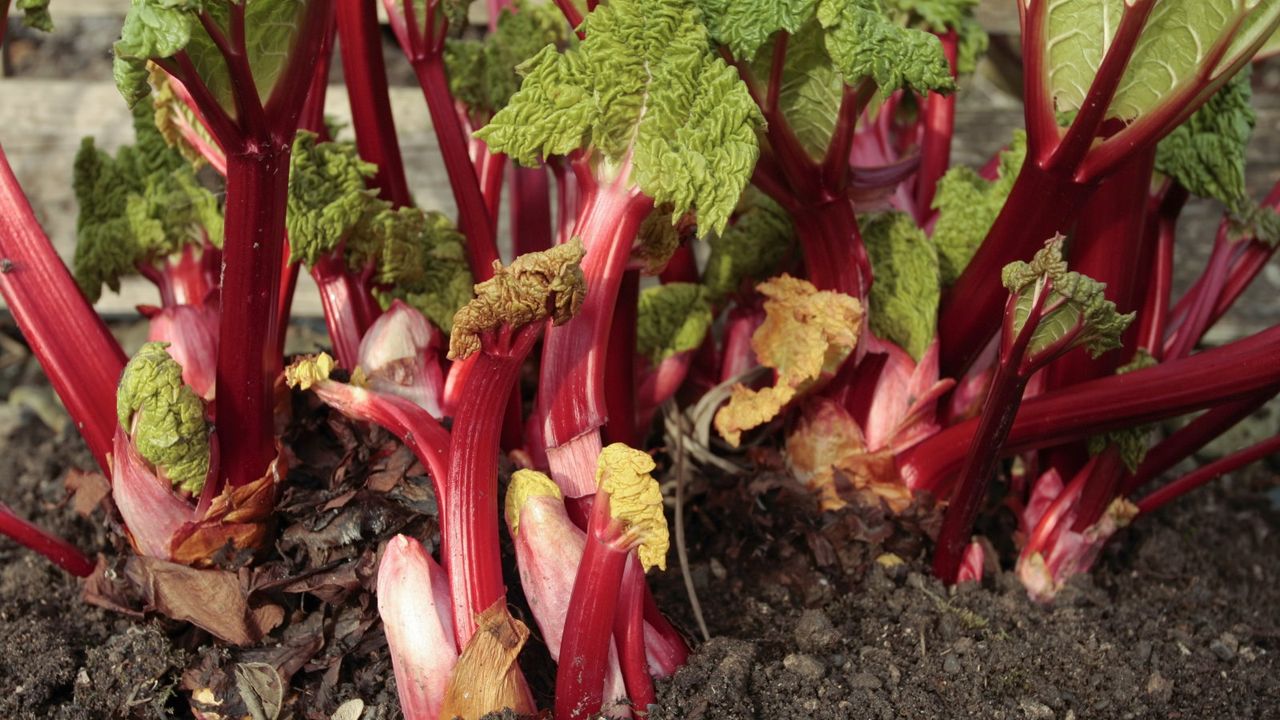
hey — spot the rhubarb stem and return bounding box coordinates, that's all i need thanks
[336,0,413,207]
[0,146,125,472]
[614,557,655,714]
[1136,433,1280,515]
[217,146,293,487]
[0,502,95,577]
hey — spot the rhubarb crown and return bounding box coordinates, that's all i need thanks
[448,240,588,360]
[596,444,669,572]
[116,342,210,494]
[475,0,763,234]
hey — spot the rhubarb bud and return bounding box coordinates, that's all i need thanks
[956,541,985,584]
[146,302,219,401]
[117,342,211,494]
[449,239,587,360]
[503,472,651,715]
[110,427,194,559]
[377,534,458,720]
[596,444,669,572]
[357,300,447,419]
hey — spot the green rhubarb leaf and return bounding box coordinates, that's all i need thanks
[885,0,987,73]
[356,206,475,335]
[747,19,844,161]
[16,0,54,32]
[1087,350,1156,472]
[115,0,310,114]
[117,342,211,494]
[1155,68,1253,210]
[476,0,763,234]
[931,130,1026,286]
[816,0,954,95]
[636,283,714,364]
[1001,237,1134,363]
[694,0,817,59]
[73,99,223,301]
[446,0,571,119]
[703,188,795,303]
[1045,0,1280,122]
[861,211,939,360]
[286,131,379,268]
[449,240,587,360]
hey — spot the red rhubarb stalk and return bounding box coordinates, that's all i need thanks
[0,146,125,472]
[0,502,95,577]
[1137,433,1280,515]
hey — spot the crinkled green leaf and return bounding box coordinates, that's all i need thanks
[884,0,986,74]
[74,99,223,301]
[1002,237,1134,363]
[861,211,938,360]
[446,0,571,118]
[1229,200,1280,247]
[931,130,1026,286]
[1087,350,1156,472]
[352,207,475,335]
[1155,68,1254,209]
[1045,0,1280,122]
[816,0,954,95]
[703,187,795,303]
[748,19,843,161]
[113,0,202,107]
[636,283,714,364]
[632,206,683,275]
[286,131,379,268]
[694,0,817,58]
[476,0,763,234]
[16,0,54,32]
[117,342,211,494]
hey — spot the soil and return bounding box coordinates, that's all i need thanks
[1,374,1277,720]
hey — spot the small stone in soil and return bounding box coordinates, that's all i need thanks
[943,654,962,675]
[848,672,882,690]
[1018,697,1055,719]
[1146,670,1174,706]
[793,608,840,652]
[782,653,825,681]
[1210,632,1239,661]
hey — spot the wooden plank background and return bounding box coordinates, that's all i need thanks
[0,0,1276,340]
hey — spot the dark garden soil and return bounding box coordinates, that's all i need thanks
[1,372,1277,720]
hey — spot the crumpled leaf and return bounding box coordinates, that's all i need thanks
[449,239,587,360]
[715,275,863,446]
[349,206,475,335]
[476,0,763,234]
[596,443,668,572]
[117,342,210,494]
[440,602,537,720]
[695,0,817,58]
[124,555,284,646]
[1155,68,1254,210]
[861,211,939,361]
[748,19,844,161]
[445,0,572,118]
[786,398,910,512]
[704,190,796,303]
[636,283,714,365]
[16,0,54,32]
[817,0,955,95]
[168,459,281,565]
[1002,236,1134,362]
[286,131,379,268]
[885,0,987,73]
[504,468,562,537]
[931,131,1026,285]
[632,205,684,275]
[74,98,223,302]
